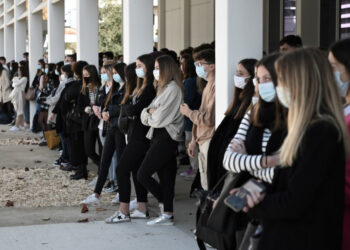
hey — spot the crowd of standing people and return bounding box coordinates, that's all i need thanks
[0,35,349,249]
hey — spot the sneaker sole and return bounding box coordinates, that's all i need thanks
[147,222,174,226]
[105,219,131,224]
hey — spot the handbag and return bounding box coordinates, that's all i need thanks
[44,129,61,150]
[195,172,251,250]
[66,103,82,125]
[25,87,36,101]
[118,106,129,135]
[238,221,262,250]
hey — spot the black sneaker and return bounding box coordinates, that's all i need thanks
[53,157,62,167]
[39,141,47,146]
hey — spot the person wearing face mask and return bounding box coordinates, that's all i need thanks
[9,61,29,131]
[80,61,126,204]
[178,54,202,180]
[329,38,350,250]
[180,49,215,191]
[29,59,46,132]
[57,61,88,180]
[211,54,286,248]
[77,65,102,175]
[37,63,59,145]
[132,55,183,226]
[206,58,257,191]
[241,48,348,250]
[103,59,156,223]
[49,64,75,168]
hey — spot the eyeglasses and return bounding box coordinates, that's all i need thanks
[194,62,211,67]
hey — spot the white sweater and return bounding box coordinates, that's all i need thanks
[141,81,184,141]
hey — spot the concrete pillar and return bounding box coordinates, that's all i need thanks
[48,0,64,63]
[28,0,43,124]
[296,0,320,47]
[157,0,166,50]
[123,0,153,64]
[180,0,190,49]
[215,0,263,126]
[4,0,15,61]
[0,30,4,56]
[14,2,27,62]
[76,0,98,66]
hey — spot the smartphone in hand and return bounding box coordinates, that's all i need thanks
[224,179,266,212]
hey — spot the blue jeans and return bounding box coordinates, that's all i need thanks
[60,133,70,161]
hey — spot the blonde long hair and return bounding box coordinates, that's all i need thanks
[154,55,183,95]
[276,47,349,166]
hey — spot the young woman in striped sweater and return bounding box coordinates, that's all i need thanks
[223,53,287,185]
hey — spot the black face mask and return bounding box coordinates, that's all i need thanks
[84,77,91,84]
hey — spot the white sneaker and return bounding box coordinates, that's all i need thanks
[88,177,98,187]
[129,198,137,211]
[10,126,21,131]
[159,203,164,215]
[146,214,174,226]
[112,193,120,204]
[80,194,100,205]
[105,211,131,224]
[130,209,149,219]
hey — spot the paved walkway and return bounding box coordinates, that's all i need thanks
[0,221,198,250]
[0,125,199,250]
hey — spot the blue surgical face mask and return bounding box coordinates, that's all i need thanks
[276,86,291,108]
[44,68,49,74]
[252,96,259,105]
[55,69,60,76]
[334,71,349,97]
[258,82,276,102]
[195,65,208,80]
[113,73,122,83]
[101,73,109,82]
[37,65,42,70]
[135,68,145,78]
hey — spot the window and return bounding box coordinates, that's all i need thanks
[283,0,296,37]
[340,0,350,39]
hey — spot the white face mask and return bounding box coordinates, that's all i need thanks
[276,86,291,108]
[153,69,160,81]
[234,75,249,89]
[60,74,67,82]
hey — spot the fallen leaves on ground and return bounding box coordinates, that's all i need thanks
[81,204,89,213]
[96,207,107,211]
[77,218,89,223]
[0,167,114,208]
[5,200,14,207]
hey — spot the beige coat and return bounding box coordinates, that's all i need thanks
[9,76,27,116]
[0,70,12,103]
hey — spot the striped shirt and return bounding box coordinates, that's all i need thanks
[223,111,275,183]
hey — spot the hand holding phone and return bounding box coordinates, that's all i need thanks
[224,179,266,212]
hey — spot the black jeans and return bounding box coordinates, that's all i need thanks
[84,129,101,167]
[94,128,126,195]
[137,128,178,213]
[66,131,87,168]
[117,139,150,203]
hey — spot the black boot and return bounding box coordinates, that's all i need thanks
[70,165,88,180]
